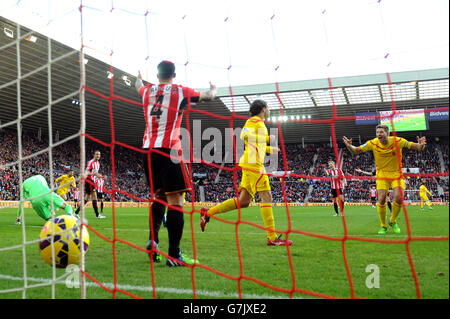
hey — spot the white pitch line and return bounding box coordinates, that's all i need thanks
[0,274,301,299]
[1,224,447,239]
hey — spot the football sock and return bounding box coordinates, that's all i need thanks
[426,201,431,207]
[74,207,80,215]
[92,200,99,217]
[376,202,387,228]
[420,201,424,209]
[387,201,392,212]
[208,198,237,216]
[166,205,184,258]
[101,202,104,213]
[389,201,402,224]
[149,201,166,244]
[260,204,277,241]
[337,196,344,212]
[333,202,339,215]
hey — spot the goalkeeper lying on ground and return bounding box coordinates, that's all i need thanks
[16,174,75,225]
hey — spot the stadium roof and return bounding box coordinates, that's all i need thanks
[0,16,448,150]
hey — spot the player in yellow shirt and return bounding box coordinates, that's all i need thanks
[343,124,426,234]
[419,182,433,210]
[55,170,77,201]
[200,100,292,246]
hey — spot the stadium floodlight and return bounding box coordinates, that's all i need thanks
[3,27,13,38]
[290,115,295,120]
[302,115,306,119]
[107,71,114,79]
[307,115,311,119]
[283,116,288,122]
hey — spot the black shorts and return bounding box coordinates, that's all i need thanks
[142,148,191,195]
[371,196,376,202]
[85,179,96,195]
[97,191,104,200]
[331,189,343,198]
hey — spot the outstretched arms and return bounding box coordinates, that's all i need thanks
[410,136,427,151]
[355,168,373,176]
[343,136,363,154]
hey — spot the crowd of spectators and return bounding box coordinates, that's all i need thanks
[1,127,448,204]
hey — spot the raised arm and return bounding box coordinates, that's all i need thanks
[343,136,363,155]
[199,82,217,101]
[355,168,373,176]
[135,71,144,93]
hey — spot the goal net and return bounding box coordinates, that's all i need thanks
[0,0,448,300]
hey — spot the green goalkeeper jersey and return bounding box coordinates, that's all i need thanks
[22,175,51,200]
[20,175,70,221]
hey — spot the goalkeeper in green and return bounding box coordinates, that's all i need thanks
[16,174,75,225]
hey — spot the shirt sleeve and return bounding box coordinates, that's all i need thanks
[399,138,412,149]
[139,84,150,97]
[359,140,373,152]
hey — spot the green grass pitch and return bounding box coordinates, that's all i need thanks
[0,204,448,299]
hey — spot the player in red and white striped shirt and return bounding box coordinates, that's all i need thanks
[324,160,346,217]
[135,61,217,266]
[96,176,106,215]
[74,150,105,219]
[369,186,377,208]
[73,187,80,209]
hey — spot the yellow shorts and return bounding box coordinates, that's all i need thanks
[420,195,429,202]
[239,168,271,198]
[376,172,405,191]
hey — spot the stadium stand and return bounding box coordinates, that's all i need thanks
[1,127,448,203]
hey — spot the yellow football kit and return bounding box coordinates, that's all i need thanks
[359,136,413,228]
[419,185,432,201]
[56,174,76,196]
[360,136,413,191]
[419,185,432,209]
[207,115,278,241]
[238,116,273,198]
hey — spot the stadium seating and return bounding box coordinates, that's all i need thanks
[0,128,448,203]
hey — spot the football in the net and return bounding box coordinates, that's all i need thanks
[38,215,90,268]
